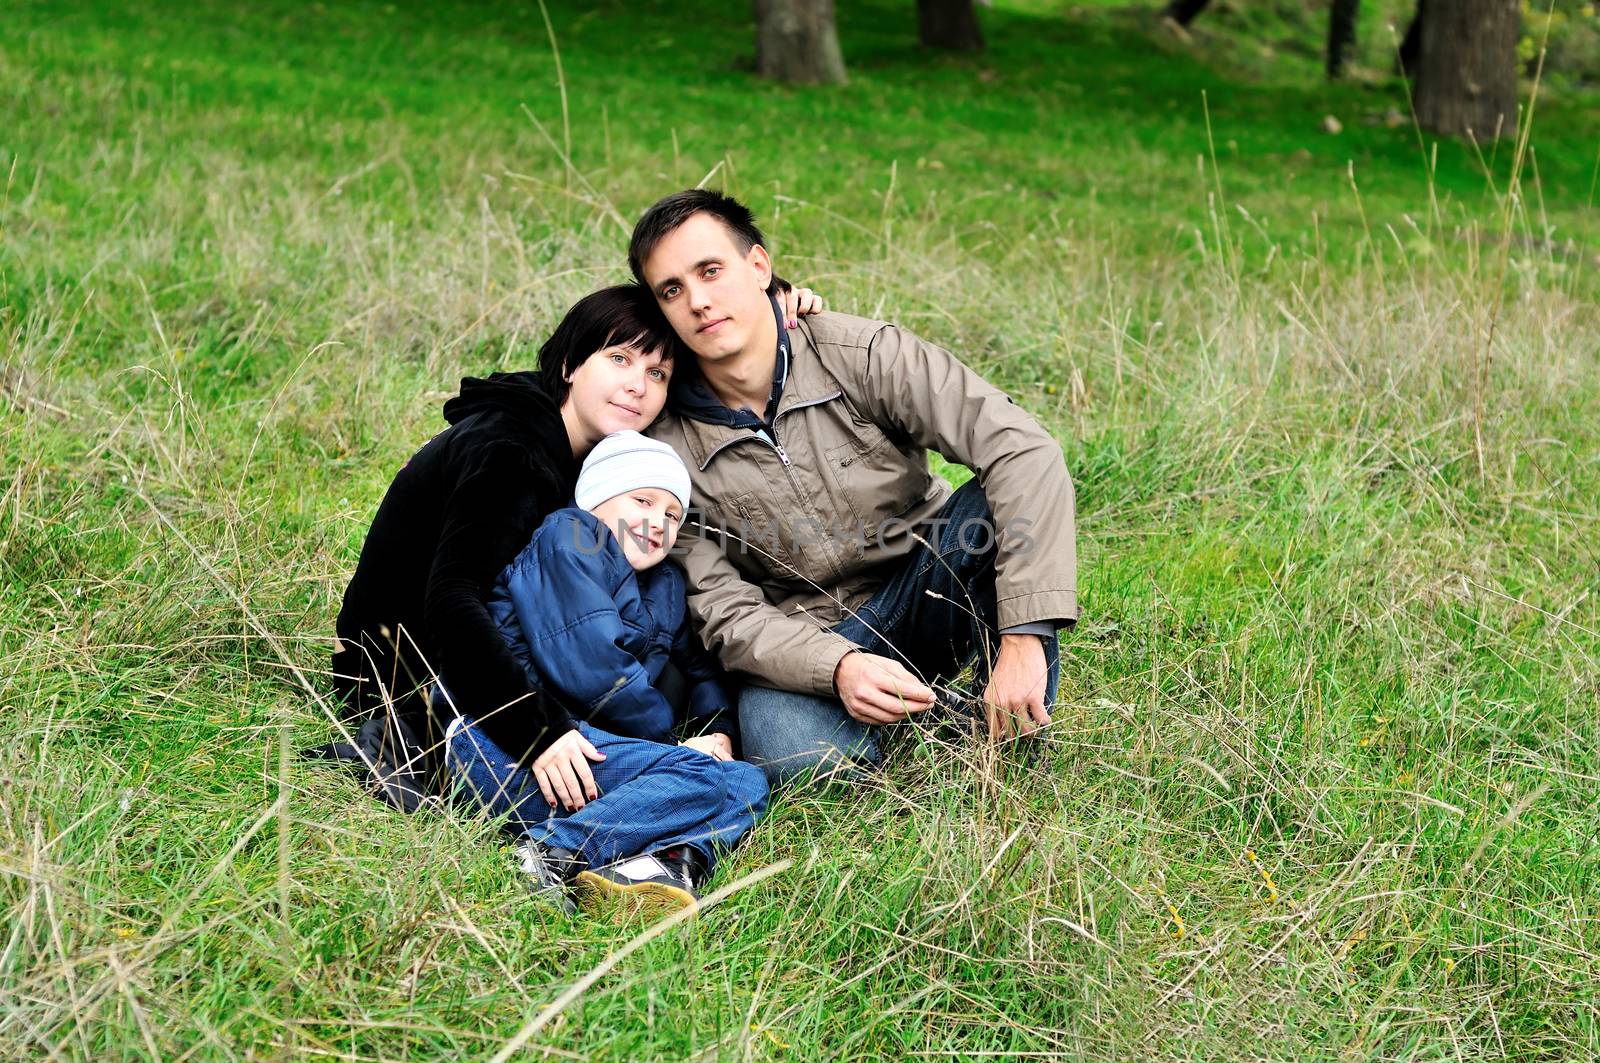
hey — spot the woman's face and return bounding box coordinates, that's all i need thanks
[561,342,672,455]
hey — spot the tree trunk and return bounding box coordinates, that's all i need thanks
[1326,0,1359,78]
[918,0,985,51]
[1162,0,1211,28]
[1398,0,1425,77]
[754,0,847,85]
[1414,0,1518,140]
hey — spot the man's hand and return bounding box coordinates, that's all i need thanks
[983,634,1054,740]
[532,728,607,811]
[778,286,825,328]
[680,733,734,761]
[833,651,935,725]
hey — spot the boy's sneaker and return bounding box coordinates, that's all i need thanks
[572,846,706,921]
[514,839,583,916]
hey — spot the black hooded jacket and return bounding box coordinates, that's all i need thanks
[333,372,579,761]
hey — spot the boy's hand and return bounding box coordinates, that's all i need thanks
[681,733,734,762]
[532,728,606,811]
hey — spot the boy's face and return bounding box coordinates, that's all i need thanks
[588,487,683,571]
[640,211,773,366]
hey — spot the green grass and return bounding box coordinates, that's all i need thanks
[3,0,1599,1058]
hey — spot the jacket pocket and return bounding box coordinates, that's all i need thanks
[825,432,927,537]
[725,490,794,571]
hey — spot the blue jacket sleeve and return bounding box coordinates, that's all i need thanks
[502,516,676,733]
[671,611,737,741]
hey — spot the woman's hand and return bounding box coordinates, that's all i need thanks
[532,728,607,811]
[778,286,825,329]
[680,733,734,762]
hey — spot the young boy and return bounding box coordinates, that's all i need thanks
[443,431,768,918]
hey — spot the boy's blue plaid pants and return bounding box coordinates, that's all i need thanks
[445,716,768,872]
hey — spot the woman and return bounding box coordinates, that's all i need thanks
[327,283,818,810]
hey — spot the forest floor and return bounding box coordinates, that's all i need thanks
[3,0,1598,1058]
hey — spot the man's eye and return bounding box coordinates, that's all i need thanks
[662,286,681,299]
[704,267,720,279]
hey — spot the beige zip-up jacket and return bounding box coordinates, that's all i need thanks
[648,311,1078,696]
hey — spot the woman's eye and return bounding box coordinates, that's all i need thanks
[663,286,680,299]
[648,368,666,381]
[611,352,628,365]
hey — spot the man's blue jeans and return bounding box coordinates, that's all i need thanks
[445,717,769,872]
[740,479,1062,787]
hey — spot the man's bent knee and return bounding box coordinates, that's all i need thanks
[738,685,880,789]
[750,735,882,789]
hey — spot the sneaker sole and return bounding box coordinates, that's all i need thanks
[571,871,698,922]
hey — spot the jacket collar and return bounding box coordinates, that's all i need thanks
[554,507,678,605]
[666,298,841,470]
[662,308,844,470]
[668,293,790,428]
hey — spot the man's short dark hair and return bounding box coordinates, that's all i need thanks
[537,285,678,402]
[628,189,767,288]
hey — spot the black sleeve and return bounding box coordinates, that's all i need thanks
[423,440,575,762]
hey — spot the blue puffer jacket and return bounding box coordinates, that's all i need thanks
[486,508,735,745]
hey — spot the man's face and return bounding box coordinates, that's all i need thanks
[641,212,773,364]
[588,487,683,571]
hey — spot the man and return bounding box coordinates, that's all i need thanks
[632,190,1079,786]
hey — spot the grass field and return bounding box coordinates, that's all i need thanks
[4,0,1599,1058]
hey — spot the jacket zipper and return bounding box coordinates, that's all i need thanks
[695,390,843,472]
[696,388,850,589]
[768,390,844,469]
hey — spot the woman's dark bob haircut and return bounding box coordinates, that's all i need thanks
[537,285,679,403]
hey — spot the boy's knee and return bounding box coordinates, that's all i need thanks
[662,742,738,799]
[725,759,771,812]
